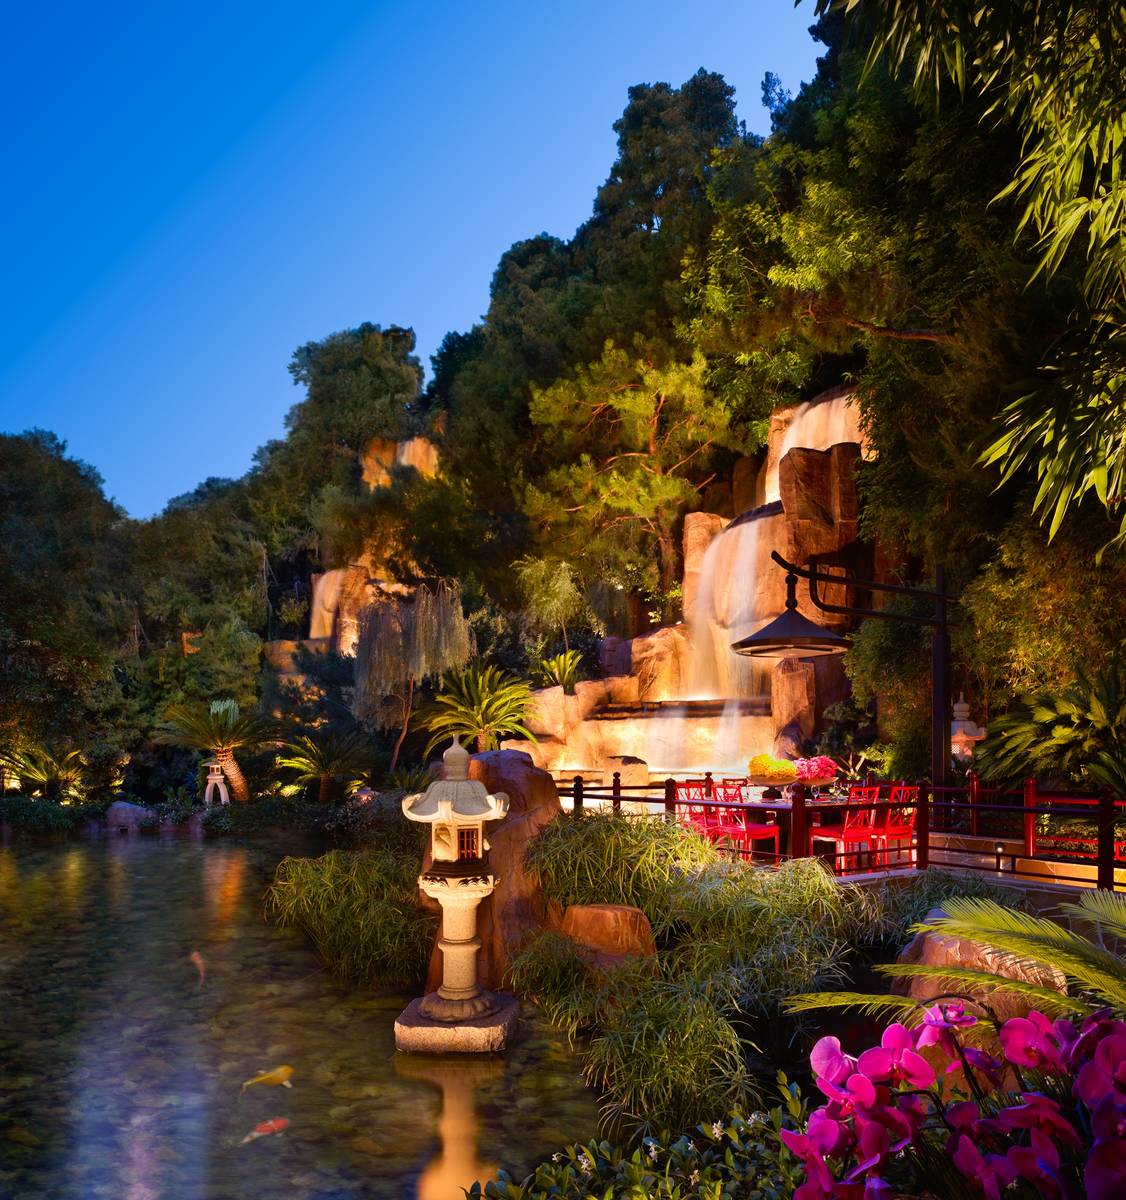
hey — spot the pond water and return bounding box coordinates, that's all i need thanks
[0,834,598,1199]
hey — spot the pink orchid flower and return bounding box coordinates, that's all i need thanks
[857,1023,936,1089]
[993,1092,1081,1148]
[999,1012,1068,1072]
[916,1002,976,1057]
[1075,1031,1126,1107]
[780,1126,836,1200]
[1006,1129,1064,1199]
[1067,1010,1124,1070]
[1085,1094,1126,1200]
[951,1135,1018,1200]
[811,1036,858,1086]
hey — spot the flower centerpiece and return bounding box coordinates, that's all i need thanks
[794,756,838,789]
[747,754,797,786]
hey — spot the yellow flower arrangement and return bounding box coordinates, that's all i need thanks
[747,753,797,782]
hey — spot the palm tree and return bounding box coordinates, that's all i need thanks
[276,730,375,804]
[787,892,1126,1025]
[154,699,274,804]
[418,664,537,759]
[0,745,87,803]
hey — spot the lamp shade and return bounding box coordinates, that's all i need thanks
[731,607,850,659]
[730,569,850,659]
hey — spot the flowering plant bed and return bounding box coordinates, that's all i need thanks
[779,1002,1126,1200]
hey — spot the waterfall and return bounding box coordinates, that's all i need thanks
[763,391,864,503]
[685,516,769,701]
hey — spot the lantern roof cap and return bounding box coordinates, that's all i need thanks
[402,738,509,824]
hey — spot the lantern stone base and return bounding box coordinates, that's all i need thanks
[394,993,519,1053]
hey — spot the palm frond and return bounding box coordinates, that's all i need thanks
[785,991,925,1024]
[915,897,1126,1009]
[1060,890,1126,943]
[875,964,1091,1017]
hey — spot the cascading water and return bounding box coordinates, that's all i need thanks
[763,391,864,503]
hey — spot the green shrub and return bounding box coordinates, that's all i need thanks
[525,812,718,936]
[846,868,1029,951]
[265,847,436,987]
[471,1081,809,1199]
[534,649,585,694]
[0,796,84,834]
[319,792,427,851]
[200,795,322,835]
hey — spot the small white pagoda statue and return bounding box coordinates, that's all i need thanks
[950,693,987,763]
[394,738,519,1052]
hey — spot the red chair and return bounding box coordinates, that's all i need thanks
[810,786,879,872]
[675,779,710,837]
[717,778,780,860]
[873,784,918,866]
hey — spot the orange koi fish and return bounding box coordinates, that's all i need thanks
[241,1065,294,1092]
[239,1117,289,1145]
[189,950,206,989]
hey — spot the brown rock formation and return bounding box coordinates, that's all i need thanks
[559,903,656,967]
[891,907,1067,1022]
[423,750,562,992]
[682,512,728,625]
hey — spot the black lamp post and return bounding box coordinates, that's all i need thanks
[731,550,954,787]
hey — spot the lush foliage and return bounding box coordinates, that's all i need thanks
[417,663,535,757]
[533,650,585,695]
[265,839,433,987]
[975,658,1126,793]
[275,729,375,804]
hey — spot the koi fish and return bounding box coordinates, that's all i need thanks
[239,1117,289,1145]
[241,1065,294,1092]
[189,950,206,989]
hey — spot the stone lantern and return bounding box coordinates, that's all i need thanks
[202,760,230,806]
[950,693,987,763]
[394,739,519,1052]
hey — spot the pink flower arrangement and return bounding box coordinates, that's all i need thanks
[795,756,838,783]
[783,1002,1126,1200]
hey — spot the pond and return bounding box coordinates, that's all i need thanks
[0,833,598,1199]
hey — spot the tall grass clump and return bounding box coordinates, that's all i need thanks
[525,811,717,936]
[507,932,756,1137]
[266,846,435,987]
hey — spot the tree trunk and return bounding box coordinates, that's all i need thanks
[388,676,415,772]
[656,528,678,610]
[318,773,332,805]
[217,750,250,803]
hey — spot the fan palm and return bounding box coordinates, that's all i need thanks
[787,892,1126,1026]
[0,745,87,803]
[154,699,274,803]
[975,660,1126,795]
[534,649,585,694]
[417,664,537,758]
[276,730,375,804]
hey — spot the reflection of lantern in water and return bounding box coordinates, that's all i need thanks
[205,849,248,935]
[394,1053,502,1200]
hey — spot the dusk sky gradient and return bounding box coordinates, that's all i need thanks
[1,1,819,517]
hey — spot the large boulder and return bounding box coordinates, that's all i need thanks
[559,903,656,970]
[891,906,1067,1022]
[629,624,692,701]
[423,750,563,992]
[104,800,153,833]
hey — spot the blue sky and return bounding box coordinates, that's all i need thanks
[1,1,819,517]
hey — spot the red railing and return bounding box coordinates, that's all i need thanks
[565,771,1126,890]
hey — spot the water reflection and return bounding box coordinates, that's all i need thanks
[0,836,597,1198]
[395,1055,501,1200]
